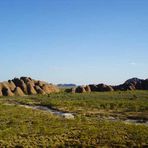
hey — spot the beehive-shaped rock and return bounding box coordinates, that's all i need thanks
[14,87,25,96]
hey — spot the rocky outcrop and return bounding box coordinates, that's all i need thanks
[12,78,28,94]
[8,80,16,91]
[42,84,59,94]
[96,84,114,91]
[85,85,91,92]
[27,83,37,95]
[0,83,14,96]
[89,85,98,91]
[113,78,148,91]
[65,87,76,93]
[0,77,60,97]
[0,83,3,96]
[65,85,91,93]
[71,87,76,93]
[66,77,148,93]
[143,79,148,90]
[20,77,32,84]
[35,81,47,88]
[14,87,25,96]
[0,89,2,96]
[67,84,114,93]
[34,86,46,95]
[75,86,86,93]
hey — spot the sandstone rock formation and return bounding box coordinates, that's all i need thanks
[42,84,59,94]
[14,87,25,96]
[66,78,148,93]
[89,85,98,91]
[85,85,91,92]
[0,77,60,97]
[8,80,16,91]
[0,83,3,96]
[96,84,114,91]
[65,87,76,93]
[75,86,86,93]
[12,78,28,94]
[113,78,148,91]
[71,87,76,93]
[1,83,14,96]
[27,83,37,95]
[34,86,46,95]
[0,89,2,96]
[35,80,47,88]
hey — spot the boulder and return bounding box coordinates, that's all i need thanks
[42,85,51,94]
[35,81,47,88]
[34,86,46,95]
[89,85,98,91]
[12,78,28,94]
[85,85,91,92]
[0,89,2,96]
[122,79,144,90]
[71,87,76,93]
[105,85,114,91]
[126,83,136,90]
[12,78,22,86]
[8,80,16,91]
[65,87,76,93]
[27,83,37,95]
[42,84,59,94]
[114,84,128,91]
[14,87,25,96]
[20,77,32,83]
[20,77,34,87]
[72,84,114,93]
[97,84,114,91]
[0,83,3,96]
[124,78,142,85]
[125,78,144,90]
[142,79,148,90]
[20,80,28,94]
[75,86,86,93]
[50,85,60,93]
[135,82,143,90]
[1,84,14,96]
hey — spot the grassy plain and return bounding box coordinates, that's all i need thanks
[0,90,148,147]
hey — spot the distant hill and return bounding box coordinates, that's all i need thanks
[57,84,76,88]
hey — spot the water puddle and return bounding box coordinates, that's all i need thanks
[124,119,148,125]
[4,103,148,125]
[4,103,75,119]
[103,116,148,126]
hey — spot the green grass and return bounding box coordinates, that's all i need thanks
[0,90,148,147]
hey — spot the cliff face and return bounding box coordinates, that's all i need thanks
[0,77,59,96]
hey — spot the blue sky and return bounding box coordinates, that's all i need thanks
[0,0,148,84]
